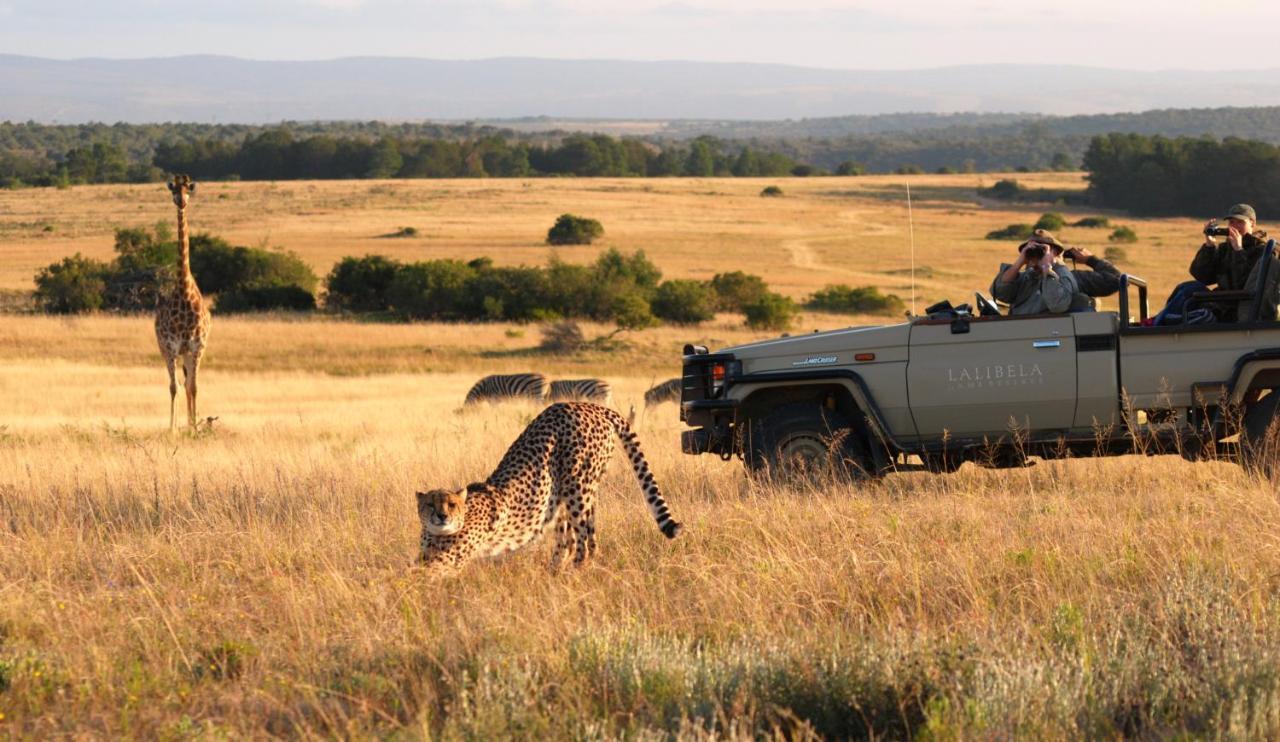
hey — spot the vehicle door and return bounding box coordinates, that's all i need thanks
[906,315,1077,439]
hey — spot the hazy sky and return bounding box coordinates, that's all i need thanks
[0,0,1273,70]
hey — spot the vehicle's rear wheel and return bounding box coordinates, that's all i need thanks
[1241,390,1280,477]
[743,402,876,482]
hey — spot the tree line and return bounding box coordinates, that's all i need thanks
[1083,133,1280,216]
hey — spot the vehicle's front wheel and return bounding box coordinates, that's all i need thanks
[1241,390,1280,477]
[743,402,875,482]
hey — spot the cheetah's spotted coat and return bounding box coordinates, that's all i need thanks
[417,402,681,570]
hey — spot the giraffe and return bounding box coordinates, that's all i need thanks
[155,174,212,432]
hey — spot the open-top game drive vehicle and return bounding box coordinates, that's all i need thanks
[680,248,1280,479]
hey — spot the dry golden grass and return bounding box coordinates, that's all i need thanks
[2,177,1278,736]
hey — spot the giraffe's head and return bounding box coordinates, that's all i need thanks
[168,174,196,209]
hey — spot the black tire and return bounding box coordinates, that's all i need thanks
[743,402,875,482]
[1241,390,1280,477]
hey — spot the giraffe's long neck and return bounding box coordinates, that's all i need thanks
[176,204,195,293]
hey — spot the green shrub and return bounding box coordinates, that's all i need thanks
[760,185,784,197]
[215,285,316,313]
[1109,226,1139,243]
[547,214,604,245]
[895,165,924,175]
[463,265,555,321]
[189,236,318,295]
[1073,216,1111,228]
[743,292,797,331]
[835,161,865,176]
[936,166,957,175]
[985,224,1034,240]
[807,285,905,316]
[651,279,716,324]
[611,292,658,330]
[325,255,402,312]
[386,260,477,320]
[985,179,1024,200]
[1104,246,1128,263]
[33,253,109,313]
[710,271,769,312]
[378,226,417,238]
[1033,212,1067,231]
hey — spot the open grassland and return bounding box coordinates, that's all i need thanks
[1,363,1280,736]
[0,173,1209,311]
[3,176,1280,736]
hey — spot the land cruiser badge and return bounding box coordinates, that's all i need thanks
[792,355,838,367]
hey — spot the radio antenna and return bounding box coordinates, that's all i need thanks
[906,180,917,316]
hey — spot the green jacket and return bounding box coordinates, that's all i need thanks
[992,264,1078,315]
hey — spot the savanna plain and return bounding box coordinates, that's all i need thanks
[2,175,1280,737]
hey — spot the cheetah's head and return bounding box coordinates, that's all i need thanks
[417,488,466,537]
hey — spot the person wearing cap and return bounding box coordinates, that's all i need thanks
[1155,203,1268,324]
[991,228,1078,315]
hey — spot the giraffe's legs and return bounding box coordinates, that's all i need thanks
[183,353,200,430]
[165,354,178,433]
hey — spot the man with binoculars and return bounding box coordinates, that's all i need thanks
[992,229,1079,315]
[1154,203,1269,324]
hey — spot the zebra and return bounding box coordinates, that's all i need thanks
[644,378,682,407]
[548,378,612,404]
[464,373,549,405]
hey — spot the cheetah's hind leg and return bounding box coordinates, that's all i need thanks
[549,508,575,572]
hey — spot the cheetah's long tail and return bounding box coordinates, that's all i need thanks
[606,409,682,539]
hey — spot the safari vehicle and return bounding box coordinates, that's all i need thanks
[680,245,1280,478]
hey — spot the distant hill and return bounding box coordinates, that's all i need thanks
[7,55,1280,122]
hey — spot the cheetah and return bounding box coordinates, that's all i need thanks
[416,402,681,571]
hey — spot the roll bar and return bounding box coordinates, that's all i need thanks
[1117,274,1148,329]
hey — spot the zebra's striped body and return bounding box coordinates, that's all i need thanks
[464,373,548,405]
[644,378,682,407]
[548,378,612,404]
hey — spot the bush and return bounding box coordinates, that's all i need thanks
[1073,216,1111,228]
[215,285,316,313]
[985,224,1034,240]
[325,255,402,312]
[1033,212,1067,231]
[986,179,1024,200]
[807,285,905,316]
[710,271,769,312]
[189,236,318,296]
[611,291,658,330]
[651,279,716,324]
[547,214,604,245]
[744,292,797,331]
[33,253,108,313]
[1109,226,1139,243]
[895,165,924,175]
[760,185,784,197]
[835,161,865,176]
[378,226,417,238]
[1104,246,1128,263]
[387,259,477,320]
